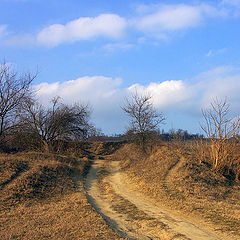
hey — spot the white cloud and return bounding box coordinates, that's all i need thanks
[34,66,240,113]
[0,2,234,48]
[135,5,202,32]
[128,66,240,118]
[37,14,127,47]
[133,3,227,37]
[35,76,194,113]
[33,66,240,133]
[128,80,192,109]
[34,76,122,106]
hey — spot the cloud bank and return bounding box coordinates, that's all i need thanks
[34,66,240,134]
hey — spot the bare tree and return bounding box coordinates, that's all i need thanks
[0,62,36,139]
[122,91,165,150]
[201,97,240,173]
[21,97,93,152]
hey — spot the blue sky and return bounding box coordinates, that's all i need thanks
[1,0,240,134]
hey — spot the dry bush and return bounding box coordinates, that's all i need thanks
[191,138,240,181]
[21,97,93,152]
[201,98,240,179]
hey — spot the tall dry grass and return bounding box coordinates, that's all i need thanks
[191,139,240,181]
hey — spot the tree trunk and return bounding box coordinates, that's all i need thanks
[42,139,49,153]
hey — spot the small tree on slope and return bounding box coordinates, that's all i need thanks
[201,97,240,176]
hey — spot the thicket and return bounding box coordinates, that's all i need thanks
[199,98,240,182]
[0,62,95,153]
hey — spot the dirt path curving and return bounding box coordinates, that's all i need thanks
[84,159,223,240]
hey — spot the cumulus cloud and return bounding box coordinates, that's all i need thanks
[135,5,202,32]
[34,76,122,104]
[132,3,226,37]
[128,80,193,109]
[35,76,194,113]
[37,14,127,47]
[34,66,240,113]
[33,66,240,133]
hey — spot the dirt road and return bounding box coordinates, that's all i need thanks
[84,159,223,240]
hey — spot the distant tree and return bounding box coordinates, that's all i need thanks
[122,91,165,151]
[169,129,198,141]
[201,97,240,175]
[0,62,36,140]
[21,97,93,152]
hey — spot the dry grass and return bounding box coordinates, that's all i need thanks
[0,151,123,240]
[88,141,124,156]
[114,142,240,238]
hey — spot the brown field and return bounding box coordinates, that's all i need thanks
[1,140,240,239]
[114,142,240,239]
[0,150,124,240]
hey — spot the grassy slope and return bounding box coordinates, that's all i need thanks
[0,151,124,240]
[115,143,240,238]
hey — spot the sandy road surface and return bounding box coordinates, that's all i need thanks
[84,159,224,240]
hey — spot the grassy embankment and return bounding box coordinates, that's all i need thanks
[114,142,240,238]
[0,142,125,240]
